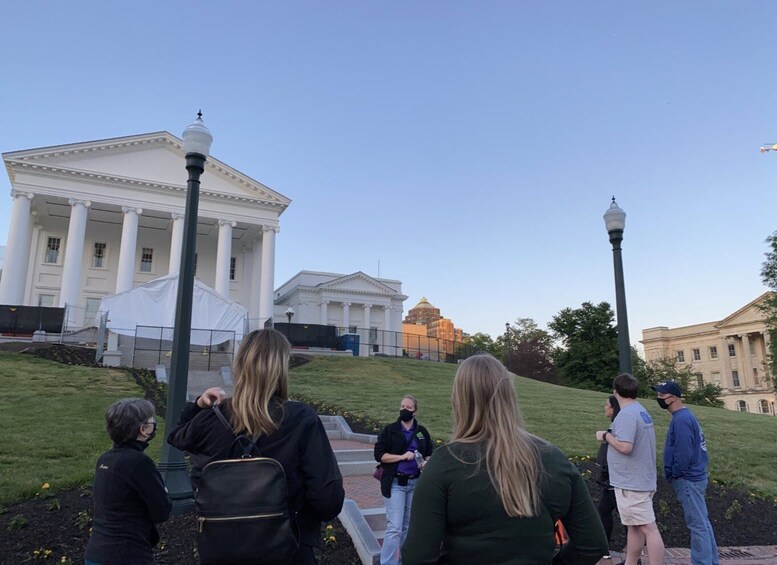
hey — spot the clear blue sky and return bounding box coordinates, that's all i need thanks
[2,1,776,346]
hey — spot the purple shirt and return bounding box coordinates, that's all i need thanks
[396,425,420,476]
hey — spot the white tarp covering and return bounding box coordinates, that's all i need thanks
[98,274,247,345]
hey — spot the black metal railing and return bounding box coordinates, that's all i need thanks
[132,325,236,371]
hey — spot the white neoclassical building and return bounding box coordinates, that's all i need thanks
[0,131,290,331]
[274,270,407,355]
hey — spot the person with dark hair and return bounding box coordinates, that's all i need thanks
[403,355,608,565]
[653,380,719,565]
[596,373,664,565]
[168,329,344,565]
[84,398,171,565]
[374,394,433,565]
[595,395,621,556]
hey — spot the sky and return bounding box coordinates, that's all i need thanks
[1,1,777,347]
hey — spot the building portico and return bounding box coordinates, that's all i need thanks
[1,132,290,329]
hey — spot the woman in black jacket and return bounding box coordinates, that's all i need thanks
[84,398,171,565]
[168,329,344,565]
[595,395,621,557]
[374,395,433,565]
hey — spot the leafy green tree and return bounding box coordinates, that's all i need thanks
[466,332,501,357]
[758,232,777,382]
[640,357,724,408]
[504,318,559,383]
[548,302,618,391]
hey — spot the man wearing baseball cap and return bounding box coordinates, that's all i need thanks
[653,381,719,565]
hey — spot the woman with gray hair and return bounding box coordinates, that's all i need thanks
[84,398,171,565]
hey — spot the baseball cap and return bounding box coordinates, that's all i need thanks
[651,380,683,397]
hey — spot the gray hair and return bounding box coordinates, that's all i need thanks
[105,398,155,444]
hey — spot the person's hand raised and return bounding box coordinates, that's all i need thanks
[197,387,226,408]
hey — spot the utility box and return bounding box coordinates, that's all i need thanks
[340,333,360,356]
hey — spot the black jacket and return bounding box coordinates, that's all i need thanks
[374,419,433,498]
[595,426,613,488]
[167,398,345,547]
[84,440,172,565]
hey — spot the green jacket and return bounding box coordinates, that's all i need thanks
[401,439,608,565]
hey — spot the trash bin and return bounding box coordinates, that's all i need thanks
[340,333,360,356]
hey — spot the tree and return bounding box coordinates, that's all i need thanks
[640,357,724,408]
[758,232,777,382]
[466,332,501,358]
[503,318,559,383]
[548,301,618,391]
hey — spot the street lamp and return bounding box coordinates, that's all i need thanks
[504,322,511,362]
[158,112,213,515]
[604,197,632,375]
[285,307,295,324]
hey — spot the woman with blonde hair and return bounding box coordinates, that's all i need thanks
[168,329,345,564]
[402,354,608,565]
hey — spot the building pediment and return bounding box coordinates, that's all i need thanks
[3,132,290,212]
[318,271,398,296]
[716,292,770,330]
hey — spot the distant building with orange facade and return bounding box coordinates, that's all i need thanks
[402,297,465,360]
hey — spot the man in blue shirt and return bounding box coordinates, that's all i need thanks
[653,381,719,565]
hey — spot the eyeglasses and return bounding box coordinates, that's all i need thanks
[142,420,158,432]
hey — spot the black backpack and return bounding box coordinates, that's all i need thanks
[195,405,299,564]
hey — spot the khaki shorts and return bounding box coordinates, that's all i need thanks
[614,488,656,526]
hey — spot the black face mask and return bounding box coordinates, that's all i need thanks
[656,398,673,410]
[399,409,415,422]
[145,430,156,442]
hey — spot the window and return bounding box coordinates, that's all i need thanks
[695,373,704,389]
[709,346,718,360]
[92,242,106,268]
[728,343,736,357]
[749,339,756,356]
[229,257,236,281]
[692,348,701,361]
[676,350,685,363]
[753,367,760,385]
[711,371,721,384]
[38,294,55,307]
[369,327,378,343]
[140,248,153,273]
[737,400,748,412]
[348,325,357,334]
[44,237,61,264]
[85,298,101,324]
[759,399,770,414]
[732,370,740,388]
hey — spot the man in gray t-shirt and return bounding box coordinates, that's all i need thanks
[596,373,664,565]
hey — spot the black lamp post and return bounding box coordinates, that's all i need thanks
[504,322,511,362]
[158,112,213,514]
[285,307,295,324]
[604,197,633,375]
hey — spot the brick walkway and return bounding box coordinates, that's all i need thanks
[330,436,777,564]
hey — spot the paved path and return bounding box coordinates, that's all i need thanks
[330,437,777,564]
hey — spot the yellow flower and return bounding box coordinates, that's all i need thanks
[42,483,50,490]
[329,535,336,542]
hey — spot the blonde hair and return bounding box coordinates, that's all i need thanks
[230,329,290,437]
[451,354,541,518]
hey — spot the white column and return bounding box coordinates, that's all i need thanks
[215,219,236,297]
[342,302,351,329]
[258,226,277,326]
[23,221,42,305]
[59,199,91,310]
[168,211,184,274]
[0,191,34,305]
[115,206,142,293]
[384,305,392,332]
[364,304,372,331]
[363,304,372,356]
[320,300,329,325]
[249,240,262,323]
[741,334,753,389]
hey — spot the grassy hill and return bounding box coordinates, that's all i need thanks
[2,351,776,504]
[290,355,777,498]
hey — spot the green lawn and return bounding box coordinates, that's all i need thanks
[3,351,777,505]
[0,352,165,504]
[289,355,777,498]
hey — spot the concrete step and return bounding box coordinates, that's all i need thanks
[322,421,340,431]
[339,460,379,476]
[319,415,339,422]
[333,449,375,463]
[361,507,386,532]
[373,530,385,543]
[326,429,343,440]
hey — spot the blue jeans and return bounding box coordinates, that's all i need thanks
[380,478,416,565]
[672,478,719,565]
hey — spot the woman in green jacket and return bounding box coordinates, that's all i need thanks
[401,355,608,565]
